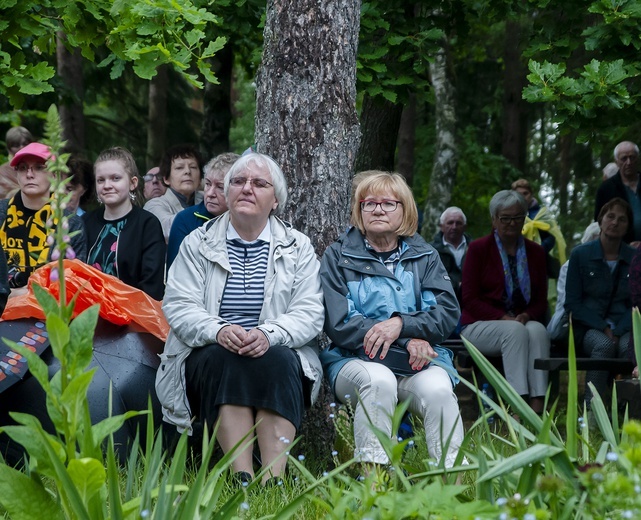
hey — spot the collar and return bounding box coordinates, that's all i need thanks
[442,235,467,250]
[226,220,272,243]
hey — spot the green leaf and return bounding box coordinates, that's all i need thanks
[67,458,106,504]
[46,313,70,363]
[478,444,564,482]
[33,282,61,316]
[68,305,99,373]
[0,465,65,520]
[60,370,96,435]
[2,416,66,478]
[92,411,142,446]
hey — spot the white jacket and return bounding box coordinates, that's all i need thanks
[155,213,324,433]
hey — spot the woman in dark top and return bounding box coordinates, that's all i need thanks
[565,198,635,402]
[83,147,166,301]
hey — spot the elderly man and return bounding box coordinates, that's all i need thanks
[143,166,166,201]
[595,141,641,244]
[430,206,471,301]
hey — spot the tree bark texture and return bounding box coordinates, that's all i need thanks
[56,34,85,152]
[255,0,361,463]
[201,46,233,158]
[501,19,528,173]
[146,65,169,169]
[421,44,457,240]
[354,94,403,173]
[255,0,361,255]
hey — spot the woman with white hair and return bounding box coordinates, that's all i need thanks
[461,190,550,413]
[156,152,324,486]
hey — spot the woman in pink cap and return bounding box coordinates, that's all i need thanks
[1,142,87,291]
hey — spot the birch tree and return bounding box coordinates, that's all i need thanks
[421,44,457,240]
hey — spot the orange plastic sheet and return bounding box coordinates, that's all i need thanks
[2,259,169,342]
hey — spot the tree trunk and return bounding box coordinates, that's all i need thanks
[146,65,169,169]
[56,34,85,152]
[559,133,571,218]
[256,0,361,253]
[354,94,403,173]
[201,46,234,158]
[421,44,457,241]
[501,19,528,173]
[255,0,361,463]
[396,93,417,185]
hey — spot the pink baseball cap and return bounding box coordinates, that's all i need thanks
[10,142,53,167]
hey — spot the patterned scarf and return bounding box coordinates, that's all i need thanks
[493,229,531,306]
[0,193,54,277]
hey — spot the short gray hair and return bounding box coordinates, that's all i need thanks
[224,152,287,213]
[204,152,240,179]
[613,141,639,160]
[439,206,467,225]
[489,190,528,218]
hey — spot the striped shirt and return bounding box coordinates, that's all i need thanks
[219,227,271,329]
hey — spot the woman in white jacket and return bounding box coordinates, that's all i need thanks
[156,153,324,486]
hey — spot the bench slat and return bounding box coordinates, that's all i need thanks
[534,358,633,372]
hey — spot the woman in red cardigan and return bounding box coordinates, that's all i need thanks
[461,190,550,413]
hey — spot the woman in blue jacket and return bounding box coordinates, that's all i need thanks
[320,171,464,469]
[565,197,635,402]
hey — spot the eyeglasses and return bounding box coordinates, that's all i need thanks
[229,177,273,189]
[360,200,402,212]
[143,173,161,182]
[15,163,46,173]
[497,215,526,224]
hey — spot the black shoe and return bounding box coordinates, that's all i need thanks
[263,476,284,488]
[232,471,253,487]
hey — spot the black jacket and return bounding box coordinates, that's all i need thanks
[83,206,166,301]
[429,231,471,302]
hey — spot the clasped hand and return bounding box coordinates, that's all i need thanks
[363,317,436,371]
[217,324,270,358]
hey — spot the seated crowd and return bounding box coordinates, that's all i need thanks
[2,125,641,483]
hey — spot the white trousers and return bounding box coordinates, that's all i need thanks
[334,359,464,467]
[462,320,549,397]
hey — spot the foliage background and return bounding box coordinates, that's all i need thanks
[2,0,641,245]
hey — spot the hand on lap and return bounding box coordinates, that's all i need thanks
[406,339,436,370]
[363,316,402,360]
[238,328,270,358]
[217,324,247,353]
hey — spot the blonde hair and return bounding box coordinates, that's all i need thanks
[351,171,418,237]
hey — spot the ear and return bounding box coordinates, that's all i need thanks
[130,176,139,191]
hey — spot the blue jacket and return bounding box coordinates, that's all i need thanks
[565,239,634,346]
[319,226,460,391]
[166,201,215,271]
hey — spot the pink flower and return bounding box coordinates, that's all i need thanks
[51,249,60,261]
[50,268,59,282]
[65,247,76,260]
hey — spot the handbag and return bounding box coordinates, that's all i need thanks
[356,343,428,377]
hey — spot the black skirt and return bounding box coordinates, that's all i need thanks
[185,343,305,430]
